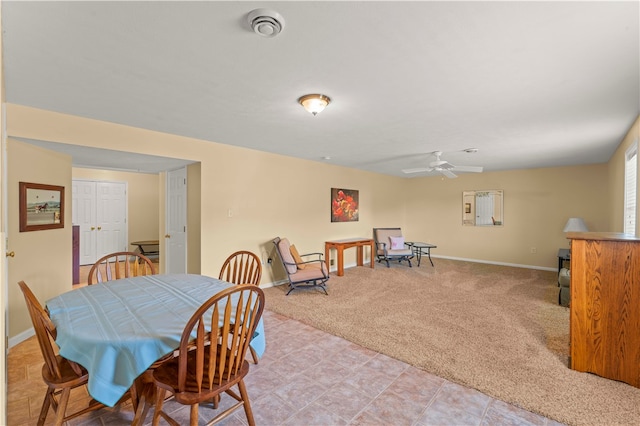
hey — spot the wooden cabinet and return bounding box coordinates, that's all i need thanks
[568,232,640,388]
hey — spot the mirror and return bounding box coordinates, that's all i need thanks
[463,190,503,226]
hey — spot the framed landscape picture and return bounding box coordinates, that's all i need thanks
[19,182,65,232]
[331,188,359,222]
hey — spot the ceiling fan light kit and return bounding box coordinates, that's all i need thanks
[401,150,483,178]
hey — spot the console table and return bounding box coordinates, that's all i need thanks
[325,238,374,277]
[568,232,640,388]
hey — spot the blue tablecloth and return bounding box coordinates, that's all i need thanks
[46,274,265,407]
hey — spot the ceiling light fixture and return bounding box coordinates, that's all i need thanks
[298,94,331,116]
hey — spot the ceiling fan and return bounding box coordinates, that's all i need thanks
[402,151,483,178]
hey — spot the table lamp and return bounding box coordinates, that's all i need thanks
[563,217,589,233]
[564,217,588,250]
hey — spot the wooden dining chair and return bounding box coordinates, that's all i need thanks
[218,250,262,364]
[88,251,156,285]
[17,281,120,425]
[218,250,262,285]
[152,284,265,426]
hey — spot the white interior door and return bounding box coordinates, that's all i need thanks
[72,180,127,264]
[96,182,127,259]
[166,168,187,274]
[72,180,98,265]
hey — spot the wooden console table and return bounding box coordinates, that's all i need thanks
[568,232,640,388]
[325,238,374,277]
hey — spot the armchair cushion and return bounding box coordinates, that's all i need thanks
[390,236,405,250]
[290,245,306,269]
[276,238,297,274]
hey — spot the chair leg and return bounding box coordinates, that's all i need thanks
[237,380,256,426]
[190,403,199,426]
[152,388,166,426]
[250,346,259,364]
[37,388,54,426]
[54,387,72,426]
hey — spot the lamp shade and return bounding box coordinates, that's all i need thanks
[563,217,589,233]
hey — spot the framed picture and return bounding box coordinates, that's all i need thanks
[19,182,65,232]
[331,188,359,222]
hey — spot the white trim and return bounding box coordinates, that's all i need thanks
[429,255,556,272]
[8,326,34,348]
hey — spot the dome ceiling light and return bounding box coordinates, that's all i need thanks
[298,94,331,116]
[247,9,285,38]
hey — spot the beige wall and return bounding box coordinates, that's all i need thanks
[405,164,609,267]
[7,139,72,338]
[4,104,640,342]
[608,115,640,233]
[72,167,160,245]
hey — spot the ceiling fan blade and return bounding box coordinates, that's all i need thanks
[441,169,458,179]
[453,165,483,173]
[402,167,431,174]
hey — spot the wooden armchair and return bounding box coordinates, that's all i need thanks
[373,227,413,268]
[18,281,124,425]
[88,251,156,285]
[273,237,329,295]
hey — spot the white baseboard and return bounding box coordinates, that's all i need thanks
[9,327,34,349]
[429,254,556,272]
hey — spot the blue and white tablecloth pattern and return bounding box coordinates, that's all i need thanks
[46,274,265,407]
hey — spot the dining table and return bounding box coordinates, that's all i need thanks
[45,273,266,422]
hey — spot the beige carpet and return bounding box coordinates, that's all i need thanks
[263,259,640,426]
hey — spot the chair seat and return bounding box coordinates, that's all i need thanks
[290,262,329,281]
[153,349,250,405]
[377,248,413,257]
[41,356,88,388]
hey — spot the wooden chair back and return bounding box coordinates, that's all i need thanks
[18,281,63,380]
[219,250,262,285]
[178,284,264,394]
[88,251,156,285]
[152,284,264,425]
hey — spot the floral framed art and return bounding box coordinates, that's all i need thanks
[331,188,359,222]
[19,182,65,232]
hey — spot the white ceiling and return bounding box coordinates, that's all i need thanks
[2,1,639,177]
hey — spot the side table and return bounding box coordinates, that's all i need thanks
[406,242,437,267]
[557,248,570,273]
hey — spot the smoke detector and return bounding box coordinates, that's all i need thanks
[247,9,285,38]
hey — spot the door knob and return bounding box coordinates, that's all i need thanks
[91,227,95,230]
[165,234,171,238]
[5,251,15,258]
[97,226,102,230]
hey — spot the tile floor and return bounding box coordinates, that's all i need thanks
[8,307,565,426]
